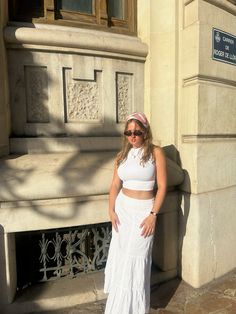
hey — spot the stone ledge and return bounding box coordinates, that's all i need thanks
[0,195,109,233]
[0,152,184,202]
[9,137,121,154]
[1,268,177,314]
[4,24,148,60]
[0,191,181,233]
[0,152,116,202]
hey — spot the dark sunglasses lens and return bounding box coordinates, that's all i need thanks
[124,130,143,136]
[134,130,143,136]
[124,131,132,136]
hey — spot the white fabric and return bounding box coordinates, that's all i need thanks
[104,191,154,314]
[117,147,156,191]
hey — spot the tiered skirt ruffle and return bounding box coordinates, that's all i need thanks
[104,191,154,314]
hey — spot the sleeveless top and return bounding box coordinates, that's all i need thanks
[117,147,156,191]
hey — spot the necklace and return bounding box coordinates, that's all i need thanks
[130,147,142,159]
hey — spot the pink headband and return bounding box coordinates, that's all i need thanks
[126,112,149,128]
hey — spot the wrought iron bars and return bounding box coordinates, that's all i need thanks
[39,223,111,282]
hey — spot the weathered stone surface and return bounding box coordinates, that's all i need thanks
[15,269,235,314]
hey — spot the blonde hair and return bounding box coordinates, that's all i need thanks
[117,119,155,166]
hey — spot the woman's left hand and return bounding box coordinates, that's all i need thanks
[140,214,157,238]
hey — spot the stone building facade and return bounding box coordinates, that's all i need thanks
[0,0,235,312]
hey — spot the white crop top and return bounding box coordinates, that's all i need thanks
[117,147,156,191]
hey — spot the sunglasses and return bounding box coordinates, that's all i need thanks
[124,130,143,137]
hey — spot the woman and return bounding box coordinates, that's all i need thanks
[104,112,167,314]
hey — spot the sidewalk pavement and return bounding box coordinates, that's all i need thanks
[35,269,236,314]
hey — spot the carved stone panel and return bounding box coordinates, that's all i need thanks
[64,68,102,123]
[116,73,133,123]
[25,66,49,123]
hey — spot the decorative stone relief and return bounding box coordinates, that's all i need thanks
[64,68,102,122]
[38,223,111,281]
[25,66,49,123]
[116,73,133,123]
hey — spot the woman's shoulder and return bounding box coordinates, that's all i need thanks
[152,145,166,160]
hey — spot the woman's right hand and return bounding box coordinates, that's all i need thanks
[109,210,120,232]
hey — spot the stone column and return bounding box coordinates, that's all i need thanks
[0,0,10,157]
[179,0,236,287]
[139,0,236,288]
[149,0,179,147]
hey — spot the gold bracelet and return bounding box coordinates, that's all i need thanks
[150,211,158,216]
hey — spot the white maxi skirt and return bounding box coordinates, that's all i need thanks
[104,190,154,314]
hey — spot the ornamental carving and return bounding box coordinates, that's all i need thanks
[39,223,111,281]
[116,73,133,123]
[25,66,49,123]
[64,69,102,122]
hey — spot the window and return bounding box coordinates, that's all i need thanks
[8,0,137,35]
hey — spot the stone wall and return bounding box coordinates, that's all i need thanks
[179,0,236,287]
[138,0,236,288]
[0,1,10,156]
[4,25,147,141]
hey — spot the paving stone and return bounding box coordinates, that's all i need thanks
[35,269,236,314]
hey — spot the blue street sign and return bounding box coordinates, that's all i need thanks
[212,28,236,66]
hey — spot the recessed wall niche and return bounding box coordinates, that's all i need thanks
[24,65,49,123]
[63,68,103,123]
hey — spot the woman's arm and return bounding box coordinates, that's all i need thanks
[108,159,122,232]
[151,146,167,215]
[140,146,167,237]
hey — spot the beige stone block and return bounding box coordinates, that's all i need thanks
[151,85,176,145]
[146,0,179,146]
[9,137,121,154]
[0,196,110,233]
[184,0,199,27]
[178,192,200,287]
[150,0,176,34]
[0,152,115,202]
[182,23,199,79]
[180,139,236,194]
[137,0,150,40]
[198,2,236,81]
[179,186,236,288]
[196,188,236,285]
[181,84,199,135]
[198,83,236,134]
[199,0,236,32]
[197,140,236,193]
[149,30,177,145]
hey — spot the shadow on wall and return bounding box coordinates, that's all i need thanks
[0,122,120,221]
[164,146,191,277]
[0,42,121,221]
[151,145,191,309]
[178,170,191,279]
[164,145,191,278]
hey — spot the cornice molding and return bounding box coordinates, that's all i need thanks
[182,134,236,143]
[4,23,148,60]
[184,0,236,16]
[183,75,236,88]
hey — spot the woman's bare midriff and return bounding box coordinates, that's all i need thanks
[122,188,154,200]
